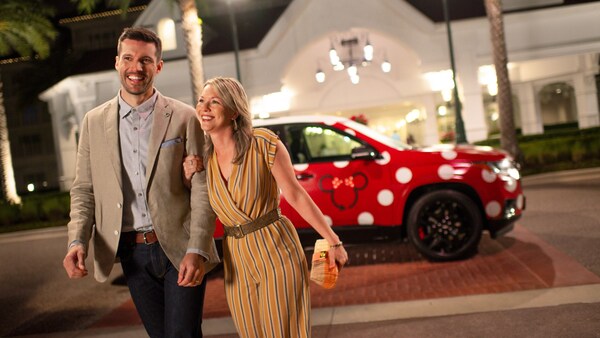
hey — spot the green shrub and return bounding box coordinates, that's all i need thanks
[0,191,71,233]
[41,194,70,221]
[475,126,600,176]
[0,201,20,226]
[571,140,587,162]
[24,192,70,221]
[20,198,43,222]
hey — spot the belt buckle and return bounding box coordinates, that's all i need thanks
[231,226,244,239]
[142,231,153,245]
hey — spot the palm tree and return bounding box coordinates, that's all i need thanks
[0,0,56,204]
[75,0,206,103]
[483,0,523,164]
[177,0,205,103]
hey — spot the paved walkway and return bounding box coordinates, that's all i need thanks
[19,223,599,337]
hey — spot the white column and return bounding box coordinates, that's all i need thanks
[67,78,98,124]
[455,53,488,143]
[573,72,600,129]
[420,94,440,146]
[514,82,543,135]
[47,94,78,191]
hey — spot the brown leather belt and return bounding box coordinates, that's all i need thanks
[223,209,281,239]
[122,230,159,245]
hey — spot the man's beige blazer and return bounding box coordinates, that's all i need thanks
[67,92,219,282]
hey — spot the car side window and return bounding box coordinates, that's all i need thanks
[284,124,364,163]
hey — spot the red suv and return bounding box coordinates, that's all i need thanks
[226,115,524,261]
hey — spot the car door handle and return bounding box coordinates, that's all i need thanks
[295,173,314,180]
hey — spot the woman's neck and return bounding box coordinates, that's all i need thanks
[210,129,235,155]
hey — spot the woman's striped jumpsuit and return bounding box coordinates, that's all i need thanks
[206,128,311,338]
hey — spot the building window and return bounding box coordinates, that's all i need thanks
[22,105,39,125]
[437,99,456,143]
[158,18,177,51]
[539,82,577,127]
[17,134,42,157]
[343,105,425,145]
[483,92,521,137]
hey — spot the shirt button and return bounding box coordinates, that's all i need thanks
[142,213,146,217]
[114,230,119,236]
[138,193,142,196]
[133,149,137,153]
[134,127,138,131]
[117,203,122,209]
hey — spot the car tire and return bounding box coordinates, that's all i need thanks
[406,189,483,261]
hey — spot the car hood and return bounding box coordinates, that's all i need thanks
[417,143,509,162]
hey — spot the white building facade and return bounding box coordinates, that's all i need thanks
[40,0,600,191]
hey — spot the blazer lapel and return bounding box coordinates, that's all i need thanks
[104,97,122,188]
[146,93,172,185]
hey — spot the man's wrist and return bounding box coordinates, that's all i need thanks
[186,248,208,262]
[68,240,85,250]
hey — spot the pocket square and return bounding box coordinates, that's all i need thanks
[160,137,183,148]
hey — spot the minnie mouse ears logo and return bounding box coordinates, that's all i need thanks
[319,173,368,210]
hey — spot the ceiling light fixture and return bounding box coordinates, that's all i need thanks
[315,31,391,85]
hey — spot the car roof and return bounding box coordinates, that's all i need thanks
[252,115,348,127]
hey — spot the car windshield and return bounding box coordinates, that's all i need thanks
[341,119,412,150]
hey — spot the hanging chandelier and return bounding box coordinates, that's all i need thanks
[315,32,391,84]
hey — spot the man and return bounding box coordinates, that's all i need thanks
[62,27,219,337]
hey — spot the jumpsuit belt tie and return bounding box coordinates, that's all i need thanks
[223,209,282,239]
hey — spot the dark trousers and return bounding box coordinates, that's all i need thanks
[117,239,207,338]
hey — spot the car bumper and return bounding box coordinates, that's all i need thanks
[488,195,526,238]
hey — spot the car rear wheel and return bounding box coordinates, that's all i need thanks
[406,189,483,261]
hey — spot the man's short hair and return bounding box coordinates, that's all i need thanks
[117,27,162,60]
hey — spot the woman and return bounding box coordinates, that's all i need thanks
[185,77,348,337]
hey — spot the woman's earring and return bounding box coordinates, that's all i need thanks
[232,118,238,131]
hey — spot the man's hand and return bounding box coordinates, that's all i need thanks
[63,244,88,279]
[177,253,206,287]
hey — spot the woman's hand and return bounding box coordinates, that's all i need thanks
[183,155,203,188]
[328,243,348,270]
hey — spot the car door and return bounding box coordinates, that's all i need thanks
[275,123,388,230]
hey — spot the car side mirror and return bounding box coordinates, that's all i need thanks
[351,146,378,160]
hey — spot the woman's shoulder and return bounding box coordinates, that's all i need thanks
[252,127,277,138]
[251,128,279,164]
[252,127,279,144]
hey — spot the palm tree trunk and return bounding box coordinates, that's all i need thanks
[484,0,523,164]
[178,0,205,104]
[0,74,22,204]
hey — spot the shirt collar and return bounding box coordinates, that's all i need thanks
[118,90,159,119]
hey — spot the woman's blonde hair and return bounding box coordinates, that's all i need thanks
[203,77,253,164]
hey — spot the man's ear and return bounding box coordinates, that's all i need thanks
[156,60,164,74]
[114,55,119,70]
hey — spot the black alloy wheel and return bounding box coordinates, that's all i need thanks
[406,189,483,261]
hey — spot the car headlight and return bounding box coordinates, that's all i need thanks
[487,158,521,181]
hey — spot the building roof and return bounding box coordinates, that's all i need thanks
[8,0,600,90]
[54,0,292,76]
[405,0,600,23]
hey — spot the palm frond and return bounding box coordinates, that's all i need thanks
[71,0,102,14]
[0,29,34,57]
[0,0,56,59]
[73,0,131,15]
[108,0,131,13]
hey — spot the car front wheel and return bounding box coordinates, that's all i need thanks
[406,190,483,261]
